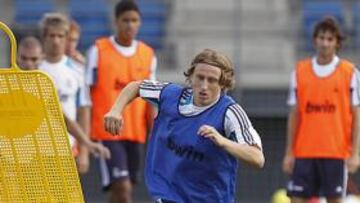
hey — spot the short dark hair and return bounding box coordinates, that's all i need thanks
[114,0,140,19]
[19,36,42,50]
[313,16,345,49]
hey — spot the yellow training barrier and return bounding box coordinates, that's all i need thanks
[0,22,84,202]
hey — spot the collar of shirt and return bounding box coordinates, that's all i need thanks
[179,89,221,116]
[311,55,339,78]
[109,36,138,57]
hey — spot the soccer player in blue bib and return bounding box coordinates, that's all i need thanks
[104,49,265,203]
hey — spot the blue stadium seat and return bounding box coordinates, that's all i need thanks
[137,35,163,50]
[15,0,55,25]
[140,21,165,36]
[69,0,111,51]
[69,0,169,51]
[352,2,360,48]
[137,0,169,50]
[69,0,109,15]
[79,34,106,51]
[139,2,168,19]
[302,0,344,50]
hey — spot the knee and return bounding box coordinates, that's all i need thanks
[111,180,132,199]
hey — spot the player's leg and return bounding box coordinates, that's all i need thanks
[290,197,308,203]
[347,175,360,195]
[110,179,132,203]
[99,141,132,203]
[124,141,144,185]
[319,159,346,203]
[287,159,318,203]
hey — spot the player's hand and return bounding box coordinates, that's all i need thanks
[87,142,111,159]
[104,112,123,135]
[282,154,295,175]
[346,155,360,174]
[197,125,226,147]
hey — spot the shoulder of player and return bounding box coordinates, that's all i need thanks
[225,103,248,119]
[38,61,47,70]
[296,57,312,68]
[65,57,84,73]
[137,40,155,53]
[339,58,357,74]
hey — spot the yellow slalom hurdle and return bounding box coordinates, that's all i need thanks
[0,22,84,202]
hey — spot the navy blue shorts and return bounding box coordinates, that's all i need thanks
[287,158,347,198]
[98,141,144,190]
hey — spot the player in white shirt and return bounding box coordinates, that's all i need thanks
[39,12,110,162]
[40,56,89,124]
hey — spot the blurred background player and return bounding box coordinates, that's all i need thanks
[16,30,109,168]
[38,12,110,163]
[282,17,360,203]
[86,0,157,202]
[66,19,91,173]
[17,36,43,70]
[66,20,85,65]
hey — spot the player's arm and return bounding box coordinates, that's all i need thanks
[85,45,98,88]
[221,137,264,168]
[348,106,360,173]
[63,114,110,159]
[282,106,298,174]
[77,107,91,138]
[351,107,360,155]
[285,106,298,157]
[75,74,93,174]
[145,56,158,132]
[104,81,142,135]
[282,70,297,175]
[76,105,91,174]
[104,80,166,135]
[198,125,264,168]
[76,85,91,137]
[64,114,90,145]
[198,105,264,168]
[347,69,360,173]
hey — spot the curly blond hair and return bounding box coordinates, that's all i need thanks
[184,49,235,92]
